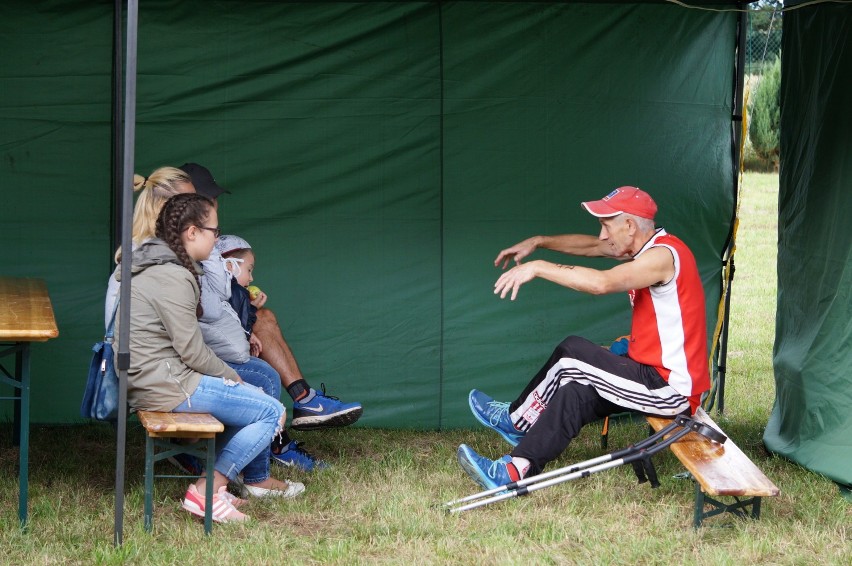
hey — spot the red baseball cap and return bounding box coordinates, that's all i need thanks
[581,186,657,220]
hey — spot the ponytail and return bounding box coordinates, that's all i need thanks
[115,167,193,263]
[132,174,148,192]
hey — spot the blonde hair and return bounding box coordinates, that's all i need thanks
[114,166,193,262]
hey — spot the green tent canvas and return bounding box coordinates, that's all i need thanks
[1,1,738,430]
[763,2,852,489]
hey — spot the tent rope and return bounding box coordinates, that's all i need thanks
[705,87,749,411]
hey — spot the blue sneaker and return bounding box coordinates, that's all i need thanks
[271,440,329,472]
[457,445,513,490]
[291,384,363,431]
[468,389,524,447]
[167,452,204,476]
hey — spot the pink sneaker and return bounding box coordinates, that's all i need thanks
[181,484,249,523]
[220,489,248,508]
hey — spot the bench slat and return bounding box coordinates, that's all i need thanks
[646,408,779,498]
[138,411,224,436]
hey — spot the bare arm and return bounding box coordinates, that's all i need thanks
[494,246,675,300]
[494,234,615,269]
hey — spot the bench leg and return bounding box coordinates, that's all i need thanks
[751,496,762,520]
[140,429,217,533]
[693,481,763,528]
[204,437,215,534]
[694,482,705,528]
[144,436,155,532]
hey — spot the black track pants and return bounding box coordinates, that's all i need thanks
[508,335,690,476]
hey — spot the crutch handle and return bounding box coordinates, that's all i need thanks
[674,415,727,444]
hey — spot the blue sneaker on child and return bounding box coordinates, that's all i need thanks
[457,445,513,491]
[291,384,363,431]
[167,452,204,476]
[271,440,329,472]
[468,389,524,447]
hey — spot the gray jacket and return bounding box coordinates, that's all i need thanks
[115,239,240,412]
[198,248,250,364]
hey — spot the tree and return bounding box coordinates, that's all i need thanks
[749,56,781,168]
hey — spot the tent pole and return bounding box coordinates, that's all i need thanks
[110,0,123,266]
[716,5,749,415]
[110,0,123,541]
[114,0,138,547]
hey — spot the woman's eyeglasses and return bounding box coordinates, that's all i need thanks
[197,226,221,238]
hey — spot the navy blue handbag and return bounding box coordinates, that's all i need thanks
[80,301,119,421]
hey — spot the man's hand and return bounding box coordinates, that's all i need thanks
[494,261,539,301]
[494,237,540,270]
[249,333,263,357]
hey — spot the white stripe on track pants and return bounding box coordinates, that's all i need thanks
[508,335,689,476]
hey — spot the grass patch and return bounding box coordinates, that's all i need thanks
[1,173,849,564]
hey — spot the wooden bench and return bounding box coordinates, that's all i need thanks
[137,411,224,534]
[645,407,779,528]
[0,277,59,527]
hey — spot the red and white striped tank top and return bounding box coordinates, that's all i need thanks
[627,229,710,413]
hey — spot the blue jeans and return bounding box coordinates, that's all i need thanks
[227,356,285,458]
[227,357,281,401]
[173,375,284,484]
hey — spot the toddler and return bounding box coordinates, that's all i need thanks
[214,235,350,472]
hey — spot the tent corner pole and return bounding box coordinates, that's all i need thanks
[716,3,749,416]
[114,0,138,547]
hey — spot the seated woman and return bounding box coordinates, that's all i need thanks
[106,165,293,476]
[105,166,194,326]
[116,193,303,523]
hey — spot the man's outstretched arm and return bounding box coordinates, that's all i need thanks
[494,246,675,301]
[494,234,613,269]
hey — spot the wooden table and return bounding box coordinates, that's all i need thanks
[0,277,59,527]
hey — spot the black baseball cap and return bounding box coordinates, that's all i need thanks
[178,163,231,200]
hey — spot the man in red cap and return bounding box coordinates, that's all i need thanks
[457,186,710,491]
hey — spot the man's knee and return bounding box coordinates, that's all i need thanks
[555,335,592,355]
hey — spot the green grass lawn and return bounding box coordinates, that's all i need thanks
[1,172,849,565]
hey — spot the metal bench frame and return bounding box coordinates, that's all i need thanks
[139,412,222,534]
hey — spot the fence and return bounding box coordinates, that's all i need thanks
[746,6,783,76]
[742,5,782,171]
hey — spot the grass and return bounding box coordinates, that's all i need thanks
[1,172,849,564]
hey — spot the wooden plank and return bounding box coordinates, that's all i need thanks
[0,277,59,341]
[646,408,779,498]
[138,411,224,436]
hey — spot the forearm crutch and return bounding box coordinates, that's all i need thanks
[445,414,726,514]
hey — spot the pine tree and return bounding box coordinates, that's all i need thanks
[749,56,781,168]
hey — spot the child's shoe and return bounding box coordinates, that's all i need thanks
[271,440,329,472]
[168,452,204,476]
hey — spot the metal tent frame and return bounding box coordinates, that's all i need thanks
[112,0,137,546]
[105,0,749,544]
